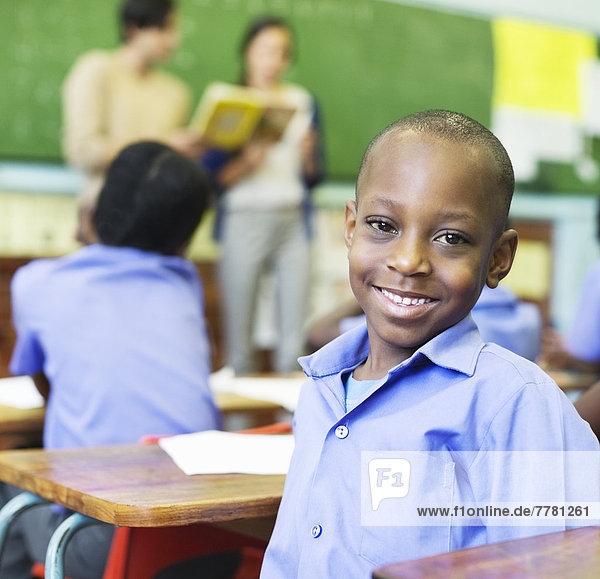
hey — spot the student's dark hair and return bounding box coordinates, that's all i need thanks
[238,15,294,85]
[94,141,211,255]
[119,0,175,43]
[357,110,515,231]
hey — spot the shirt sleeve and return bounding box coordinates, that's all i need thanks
[9,268,45,376]
[463,382,600,546]
[565,263,600,362]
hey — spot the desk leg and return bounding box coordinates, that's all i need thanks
[0,491,50,563]
[45,512,101,579]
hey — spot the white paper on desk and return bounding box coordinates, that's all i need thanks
[159,430,295,475]
[0,376,45,409]
[209,367,304,412]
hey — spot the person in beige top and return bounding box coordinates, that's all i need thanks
[63,0,204,244]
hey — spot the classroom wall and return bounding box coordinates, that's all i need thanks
[2,0,600,337]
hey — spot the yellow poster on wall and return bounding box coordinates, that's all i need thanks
[502,240,552,301]
[492,18,596,115]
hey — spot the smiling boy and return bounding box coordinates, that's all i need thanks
[260,111,600,578]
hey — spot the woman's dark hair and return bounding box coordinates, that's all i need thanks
[119,0,175,42]
[94,141,212,255]
[238,15,294,85]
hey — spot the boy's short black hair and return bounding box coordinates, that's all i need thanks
[119,0,175,42]
[358,110,515,231]
[94,141,212,255]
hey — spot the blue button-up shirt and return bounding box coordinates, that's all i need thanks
[261,316,599,578]
[10,244,220,449]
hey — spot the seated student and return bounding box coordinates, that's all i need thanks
[537,201,600,438]
[260,111,600,578]
[308,283,542,361]
[470,284,542,361]
[540,284,600,372]
[1,141,221,579]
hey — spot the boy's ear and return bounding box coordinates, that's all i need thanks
[486,228,518,288]
[344,199,358,250]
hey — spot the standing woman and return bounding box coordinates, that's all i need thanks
[203,16,325,374]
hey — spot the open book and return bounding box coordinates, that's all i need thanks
[190,82,298,151]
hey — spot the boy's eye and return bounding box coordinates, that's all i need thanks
[367,219,397,234]
[436,232,467,245]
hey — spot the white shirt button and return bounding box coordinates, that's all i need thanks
[311,524,322,538]
[335,425,349,439]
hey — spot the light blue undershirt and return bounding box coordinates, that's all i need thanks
[344,373,384,412]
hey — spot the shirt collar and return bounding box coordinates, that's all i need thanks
[415,314,483,377]
[299,321,370,378]
[299,314,483,379]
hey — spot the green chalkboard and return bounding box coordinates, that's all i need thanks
[1,0,493,179]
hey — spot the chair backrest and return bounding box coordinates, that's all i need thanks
[103,525,266,579]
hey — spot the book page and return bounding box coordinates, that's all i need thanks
[209,367,304,412]
[190,82,264,150]
[0,375,45,409]
[253,105,297,143]
[190,82,300,150]
[159,430,294,475]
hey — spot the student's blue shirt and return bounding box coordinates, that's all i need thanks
[10,244,221,449]
[566,260,600,362]
[471,285,542,361]
[261,316,599,578]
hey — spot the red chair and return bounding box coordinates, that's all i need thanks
[102,526,266,579]
[32,422,292,578]
[32,533,263,579]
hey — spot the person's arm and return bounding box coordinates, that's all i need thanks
[214,140,271,189]
[166,129,207,160]
[574,380,600,440]
[538,327,600,372]
[467,381,600,548]
[306,299,364,352]
[31,371,50,402]
[539,264,600,372]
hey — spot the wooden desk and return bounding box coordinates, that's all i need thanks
[0,404,44,450]
[0,443,285,527]
[373,526,600,578]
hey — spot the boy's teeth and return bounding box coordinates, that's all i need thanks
[381,288,430,305]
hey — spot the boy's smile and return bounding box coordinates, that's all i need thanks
[345,132,517,376]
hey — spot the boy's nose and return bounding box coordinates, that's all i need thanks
[386,235,432,276]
